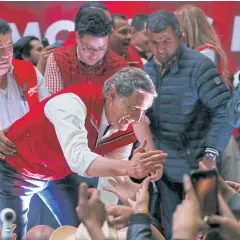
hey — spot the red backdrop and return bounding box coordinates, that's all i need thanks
[0,1,239,72]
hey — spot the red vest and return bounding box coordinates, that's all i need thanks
[12,59,39,109]
[6,83,136,180]
[54,39,128,89]
[196,44,224,77]
[63,31,76,47]
[127,44,144,68]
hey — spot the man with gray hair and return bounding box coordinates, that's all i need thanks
[0,67,167,239]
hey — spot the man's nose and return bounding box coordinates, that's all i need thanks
[89,51,98,59]
[126,30,132,40]
[132,111,143,122]
[157,43,166,53]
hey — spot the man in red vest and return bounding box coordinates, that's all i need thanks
[63,2,112,48]
[45,7,127,94]
[1,67,167,239]
[0,17,50,155]
[0,18,67,237]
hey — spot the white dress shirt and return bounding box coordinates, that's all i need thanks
[44,93,133,204]
[0,66,50,129]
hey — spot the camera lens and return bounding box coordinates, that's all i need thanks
[5,212,13,221]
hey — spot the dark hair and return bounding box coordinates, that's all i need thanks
[111,14,128,28]
[0,18,12,35]
[13,36,40,59]
[74,1,108,30]
[76,8,112,38]
[131,14,149,31]
[147,10,180,35]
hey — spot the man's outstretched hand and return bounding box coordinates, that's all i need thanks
[128,139,167,179]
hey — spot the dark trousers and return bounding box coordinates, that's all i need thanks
[0,160,97,240]
[152,175,184,240]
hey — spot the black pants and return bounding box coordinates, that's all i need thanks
[149,175,184,240]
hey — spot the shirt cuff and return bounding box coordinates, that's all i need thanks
[129,213,150,225]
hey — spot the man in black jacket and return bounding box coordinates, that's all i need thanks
[133,10,233,239]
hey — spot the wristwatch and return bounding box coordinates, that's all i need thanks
[205,152,218,160]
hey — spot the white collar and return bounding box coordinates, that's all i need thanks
[9,65,14,74]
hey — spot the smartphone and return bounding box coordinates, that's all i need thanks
[42,38,49,48]
[190,169,219,228]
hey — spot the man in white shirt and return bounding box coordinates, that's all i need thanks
[1,67,167,239]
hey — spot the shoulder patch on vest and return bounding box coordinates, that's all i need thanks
[72,116,83,129]
[214,76,221,85]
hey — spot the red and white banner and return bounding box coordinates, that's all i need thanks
[0,1,239,72]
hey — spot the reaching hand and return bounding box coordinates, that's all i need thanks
[0,127,16,159]
[76,182,106,229]
[36,45,55,74]
[225,181,240,193]
[128,177,150,214]
[172,175,208,240]
[106,205,132,225]
[208,194,240,240]
[200,156,216,169]
[199,162,236,203]
[132,139,164,182]
[103,176,141,205]
[149,168,163,182]
[133,138,147,155]
[128,139,167,179]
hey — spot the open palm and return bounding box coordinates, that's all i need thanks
[103,176,141,205]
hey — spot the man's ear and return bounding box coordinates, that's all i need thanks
[22,54,30,61]
[178,30,185,40]
[108,88,117,102]
[76,32,81,44]
[131,27,136,35]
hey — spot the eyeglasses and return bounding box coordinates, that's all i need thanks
[80,39,108,55]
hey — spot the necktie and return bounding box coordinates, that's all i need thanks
[103,125,111,136]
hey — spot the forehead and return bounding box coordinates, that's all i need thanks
[113,17,129,30]
[0,33,12,45]
[125,91,153,109]
[30,40,43,49]
[148,26,176,40]
[81,34,109,48]
[142,22,147,31]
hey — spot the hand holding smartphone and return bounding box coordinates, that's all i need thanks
[190,169,219,228]
[42,38,50,48]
